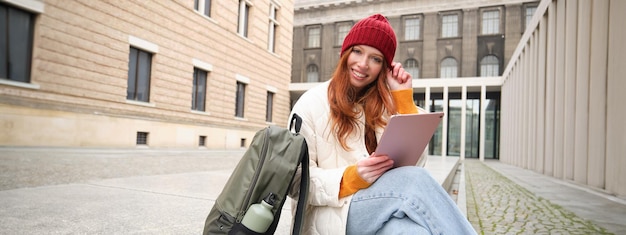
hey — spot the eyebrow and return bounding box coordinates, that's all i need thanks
[354,46,383,58]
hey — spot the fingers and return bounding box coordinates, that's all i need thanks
[356,156,394,183]
[391,62,401,78]
[361,162,393,183]
[370,159,393,175]
[389,62,411,83]
[396,69,408,83]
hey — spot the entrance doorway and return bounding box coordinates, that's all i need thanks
[416,92,500,159]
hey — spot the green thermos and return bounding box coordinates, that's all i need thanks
[241,193,276,233]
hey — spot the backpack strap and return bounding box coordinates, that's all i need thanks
[289,113,303,133]
[292,146,308,235]
[290,113,309,235]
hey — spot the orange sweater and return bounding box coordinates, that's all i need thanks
[338,89,419,198]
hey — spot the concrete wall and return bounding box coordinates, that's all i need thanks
[0,0,294,148]
[0,103,250,149]
[500,0,626,198]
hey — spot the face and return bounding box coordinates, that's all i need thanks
[346,45,385,91]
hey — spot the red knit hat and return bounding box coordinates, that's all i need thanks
[341,14,397,67]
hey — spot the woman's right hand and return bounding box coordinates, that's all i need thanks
[386,62,413,91]
[356,153,394,184]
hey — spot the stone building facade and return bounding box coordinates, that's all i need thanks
[0,0,294,149]
[291,0,539,83]
[290,0,538,159]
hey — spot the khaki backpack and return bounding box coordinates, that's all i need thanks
[203,114,309,235]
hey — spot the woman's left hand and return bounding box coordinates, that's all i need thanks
[386,62,413,91]
[356,153,394,184]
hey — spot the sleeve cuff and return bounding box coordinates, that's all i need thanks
[391,89,419,114]
[339,165,371,198]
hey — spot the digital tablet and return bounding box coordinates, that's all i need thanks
[374,112,444,167]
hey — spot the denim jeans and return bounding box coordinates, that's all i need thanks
[347,166,477,235]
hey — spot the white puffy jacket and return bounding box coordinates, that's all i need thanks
[288,81,427,235]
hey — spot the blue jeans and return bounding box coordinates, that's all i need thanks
[347,167,477,235]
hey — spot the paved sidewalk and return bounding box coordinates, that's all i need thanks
[0,147,245,191]
[465,159,626,235]
[0,147,276,234]
[1,147,625,234]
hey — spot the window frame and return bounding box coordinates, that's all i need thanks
[306,25,321,48]
[480,9,501,35]
[192,67,208,111]
[440,57,458,78]
[235,82,246,118]
[402,15,422,41]
[478,6,504,35]
[480,55,500,77]
[306,64,319,83]
[127,46,153,102]
[266,90,275,123]
[335,21,352,46]
[523,3,539,32]
[268,3,280,53]
[199,135,207,147]
[440,12,460,38]
[235,74,250,118]
[0,3,36,84]
[238,0,252,38]
[136,132,149,145]
[194,0,211,17]
[405,58,420,79]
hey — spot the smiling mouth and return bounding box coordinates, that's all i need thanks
[352,69,367,79]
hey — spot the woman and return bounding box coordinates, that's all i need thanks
[289,14,476,234]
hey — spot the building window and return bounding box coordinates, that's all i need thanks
[404,16,421,41]
[136,132,148,145]
[480,55,499,77]
[127,47,153,102]
[524,4,538,31]
[199,135,206,147]
[306,26,321,48]
[335,22,352,46]
[440,57,458,78]
[1,3,35,83]
[481,10,500,35]
[235,81,246,118]
[238,0,251,37]
[194,0,211,17]
[441,14,459,38]
[405,59,419,79]
[306,64,319,82]
[192,68,208,111]
[268,3,279,52]
[266,91,274,122]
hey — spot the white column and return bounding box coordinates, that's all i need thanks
[587,0,609,188]
[425,87,431,112]
[442,86,449,158]
[460,86,467,161]
[480,85,486,162]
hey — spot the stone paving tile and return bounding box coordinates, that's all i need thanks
[464,160,612,235]
[0,147,245,190]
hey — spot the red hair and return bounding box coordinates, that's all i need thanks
[328,47,396,152]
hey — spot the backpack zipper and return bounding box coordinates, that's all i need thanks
[238,126,271,222]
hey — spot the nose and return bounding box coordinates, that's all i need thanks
[356,56,369,69]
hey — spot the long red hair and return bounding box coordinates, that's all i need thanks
[328,47,396,152]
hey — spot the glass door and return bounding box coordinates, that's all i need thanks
[484,98,500,159]
[420,92,500,159]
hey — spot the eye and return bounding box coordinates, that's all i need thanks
[371,56,383,64]
[352,48,362,54]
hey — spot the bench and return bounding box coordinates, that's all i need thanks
[423,156,466,216]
